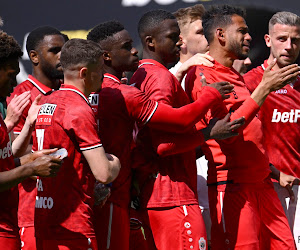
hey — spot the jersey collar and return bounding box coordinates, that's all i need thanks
[27,75,53,95]
[104,73,121,84]
[138,59,167,70]
[59,84,90,106]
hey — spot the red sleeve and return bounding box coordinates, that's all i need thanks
[243,67,263,93]
[63,104,102,151]
[152,129,205,157]
[149,86,222,133]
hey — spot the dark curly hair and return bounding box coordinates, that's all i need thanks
[0,31,23,67]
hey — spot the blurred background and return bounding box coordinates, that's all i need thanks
[2,0,300,82]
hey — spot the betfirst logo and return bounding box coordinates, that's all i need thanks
[0,141,12,160]
[272,109,300,123]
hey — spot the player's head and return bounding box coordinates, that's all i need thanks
[265,11,300,67]
[61,39,104,93]
[138,9,182,65]
[26,26,65,80]
[87,20,139,74]
[0,31,22,98]
[202,5,251,60]
[232,57,252,75]
[174,4,208,56]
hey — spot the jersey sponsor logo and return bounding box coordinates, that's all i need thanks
[271,109,300,123]
[0,141,12,160]
[88,93,99,114]
[36,104,57,126]
[274,88,287,94]
[35,179,54,209]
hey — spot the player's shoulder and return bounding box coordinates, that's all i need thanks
[13,79,33,93]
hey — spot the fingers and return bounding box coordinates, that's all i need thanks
[39,148,58,155]
[33,94,43,105]
[266,58,277,71]
[222,113,231,122]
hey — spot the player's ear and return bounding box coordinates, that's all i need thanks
[216,28,225,43]
[264,34,271,48]
[145,35,155,50]
[102,51,111,62]
[180,34,187,50]
[29,50,39,65]
[79,67,88,79]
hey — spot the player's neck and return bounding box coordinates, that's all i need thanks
[179,53,192,63]
[104,66,123,81]
[32,69,59,90]
[142,50,168,68]
[209,46,234,68]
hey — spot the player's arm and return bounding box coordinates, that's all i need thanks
[12,95,42,157]
[153,113,245,157]
[4,91,31,133]
[229,60,300,129]
[82,147,120,184]
[0,150,61,192]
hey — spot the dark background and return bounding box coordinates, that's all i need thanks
[1,0,300,79]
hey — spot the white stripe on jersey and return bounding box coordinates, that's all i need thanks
[80,144,102,151]
[144,102,159,125]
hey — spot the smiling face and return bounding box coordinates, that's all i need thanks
[225,15,252,60]
[36,34,65,80]
[108,29,139,72]
[153,19,182,65]
[0,59,20,98]
[265,23,300,68]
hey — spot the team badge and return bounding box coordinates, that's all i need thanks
[199,237,206,250]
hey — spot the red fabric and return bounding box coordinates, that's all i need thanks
[32,84,102,240]
[0,236,21,250]
[6,75,53,229]
[208,178,295,249]
[0,116,19,238]
[90,73,158,209]
[93,202,130,250]
[19,226,36,250]
[244,60,300,178]
[185,61,270,184]
[147,205,207,250]
[130,59,199,208]
[36,237,97,250]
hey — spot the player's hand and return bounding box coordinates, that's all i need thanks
[31,155,62,177]
[201,73,234,99]
[20,148,59,165]
[203,113,245,140]
[279,171,300,202]
[261,58,300,92]
[4,91,31,132]
[174,53,214,83]
[27,94,42,126]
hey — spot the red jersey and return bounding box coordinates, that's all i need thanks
[32,84,102,240]
[130,59,199,208]
[6,75,53,228]
[89,73,158,208]
[185,60,271,184]
[0,116,19,238]
[244,60,300,178]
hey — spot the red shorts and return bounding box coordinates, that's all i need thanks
[146,205,207,250]
[94,202,130,250]
[36,237,97,250]
[20,226,36,250]
[208,178,295,249]
[0,236,21,250]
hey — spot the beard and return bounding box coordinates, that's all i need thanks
[229,40,249,60]
[40,60,64,80]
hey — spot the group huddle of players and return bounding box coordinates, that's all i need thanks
[0,3,299,250]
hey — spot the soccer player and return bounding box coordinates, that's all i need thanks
[0,30,62,250]
[243,11,300,247]
[6,26,65,250]
[128,9,239,250]
[87,20,244,250]
[32,38,120,250]
[185,5,300,249]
